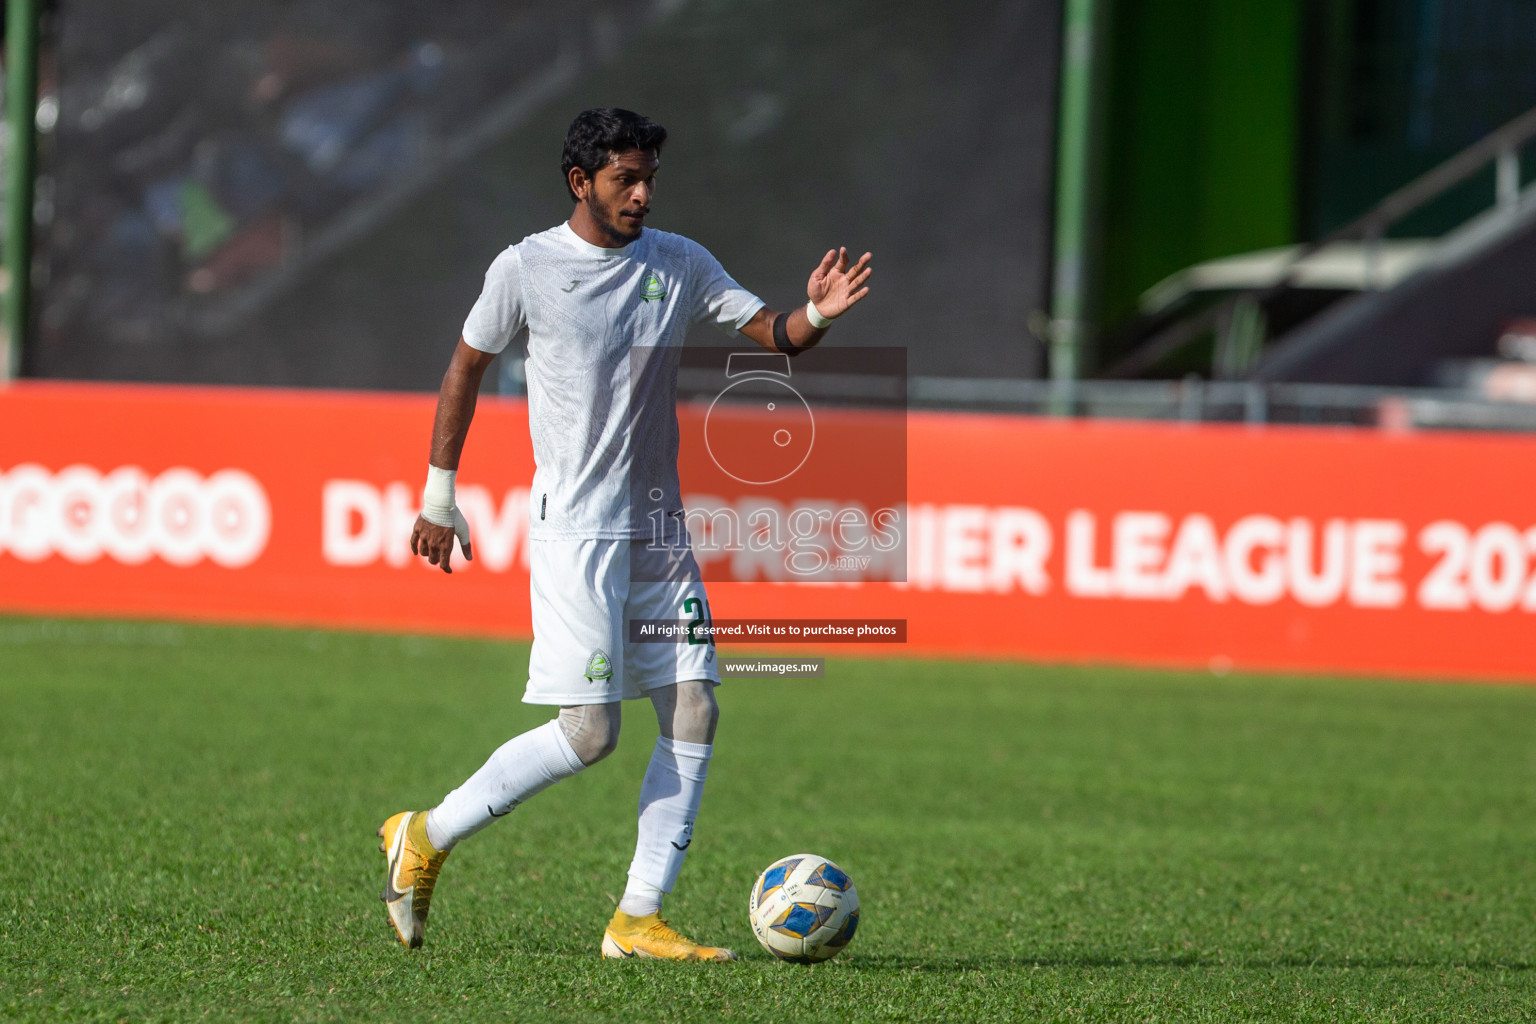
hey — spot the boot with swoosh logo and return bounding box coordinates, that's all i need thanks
[601,909,738,961]
[377,811,451,948]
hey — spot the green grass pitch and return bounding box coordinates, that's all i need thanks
[2,617,1533,1023]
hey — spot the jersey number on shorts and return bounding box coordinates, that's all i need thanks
[682,596,712,646]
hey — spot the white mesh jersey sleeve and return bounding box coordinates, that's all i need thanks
[461,246,527,354]
[688,241,764,333]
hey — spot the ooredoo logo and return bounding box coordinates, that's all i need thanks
[0,464,271,568]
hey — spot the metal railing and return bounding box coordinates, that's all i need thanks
[1105,103,1536,380]
[663,367,1536,433]
[905,376,1536,432]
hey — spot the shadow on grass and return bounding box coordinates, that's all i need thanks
[845,954,1536,973]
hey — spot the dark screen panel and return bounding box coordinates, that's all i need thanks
[35,0,1060,388]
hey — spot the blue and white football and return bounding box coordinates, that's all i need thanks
[748,853,860,963]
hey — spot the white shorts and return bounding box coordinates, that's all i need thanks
[525,538,720,705]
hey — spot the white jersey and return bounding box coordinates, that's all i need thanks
[461,222,764,539]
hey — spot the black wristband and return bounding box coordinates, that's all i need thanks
[772,312,800,356]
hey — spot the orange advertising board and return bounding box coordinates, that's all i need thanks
[4,381,1536,681]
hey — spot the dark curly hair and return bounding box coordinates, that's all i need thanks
[560,108,668,202]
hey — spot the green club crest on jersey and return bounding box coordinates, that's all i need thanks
[639,271,667,302]
[585,649,613,681]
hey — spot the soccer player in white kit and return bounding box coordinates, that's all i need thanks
[377,108,872,959]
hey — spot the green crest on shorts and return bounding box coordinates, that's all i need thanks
[639,272,667,302]
[585,649,613,681]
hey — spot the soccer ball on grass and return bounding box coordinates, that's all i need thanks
[747,853,859,963]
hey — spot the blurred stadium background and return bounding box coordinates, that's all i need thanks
[10,0,1536,415]
[4,2,1536,1021]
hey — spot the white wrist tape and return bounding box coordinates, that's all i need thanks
[421,465,457,528]
[806,300,834,330]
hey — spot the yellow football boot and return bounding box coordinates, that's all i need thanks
[377,811,451,949]
[600,909,738,961]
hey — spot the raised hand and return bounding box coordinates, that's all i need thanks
[806,247,873,320]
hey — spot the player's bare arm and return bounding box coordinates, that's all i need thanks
[738,247,873,353]
[410,338,496,573]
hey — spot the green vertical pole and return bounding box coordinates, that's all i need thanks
[1050,0,1100,399]
[4,0,38,382]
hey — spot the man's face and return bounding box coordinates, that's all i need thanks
[575,148,658,245]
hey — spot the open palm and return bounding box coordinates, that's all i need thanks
[807,247,873,319]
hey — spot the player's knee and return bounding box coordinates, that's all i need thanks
[557,703,621,765]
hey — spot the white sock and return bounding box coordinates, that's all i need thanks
[617,878,664,917]
[425,719,586,849]
[624,737,712,906]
